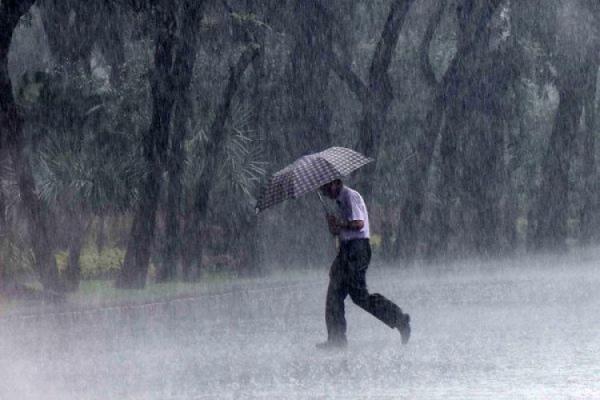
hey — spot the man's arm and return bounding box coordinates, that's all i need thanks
[327,214,364,234]
[338,219,364,231]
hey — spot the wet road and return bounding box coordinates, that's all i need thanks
[1,253,599,399]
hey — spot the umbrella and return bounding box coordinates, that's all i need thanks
[256,146,373,213]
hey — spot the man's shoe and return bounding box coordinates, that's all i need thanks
[316,339,347,350]
[397,313,411,345]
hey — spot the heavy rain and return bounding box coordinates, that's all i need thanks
[1,1,599,399]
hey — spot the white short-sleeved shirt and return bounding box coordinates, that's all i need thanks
[335,186,370,241]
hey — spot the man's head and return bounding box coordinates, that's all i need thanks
[320,179,343,199]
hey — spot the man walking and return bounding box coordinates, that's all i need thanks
[317,179,411,349]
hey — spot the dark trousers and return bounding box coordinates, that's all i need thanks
[325,239,403,343]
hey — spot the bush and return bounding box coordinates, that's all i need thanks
[55,247,125,280]
[370,233,382,251]
[0,235,35,281]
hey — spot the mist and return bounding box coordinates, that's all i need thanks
[2,250,599,399]
[1,0,600,399]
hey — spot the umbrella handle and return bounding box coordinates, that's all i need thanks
[317,191,329,215]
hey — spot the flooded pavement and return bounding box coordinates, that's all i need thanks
[1,254,599,399]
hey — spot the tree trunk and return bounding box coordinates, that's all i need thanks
[117,2,178,289]
[579,62,599,244]
[65,214,90,291]
[2,1,62,293]
[354,0,414,202]
[395,93,445,260]
[160,112,185,282]
[187,46,260,280]
[180,203,195,280]
[462,111,505,255]
[325,0,414,203]
[531,84,585,250]
[501,94,523,252]
[428,107,461,258]
[424,0,506,259]
[0,184,6,288]
[233,214,262,277]
[241,0,267,276]
[7,100,62,293]
[159,0,205,282]
[96,214,106,253]
[393,0,447,261]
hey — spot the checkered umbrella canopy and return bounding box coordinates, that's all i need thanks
[256,146,373,212]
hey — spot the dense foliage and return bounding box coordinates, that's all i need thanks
[0,0,598,293]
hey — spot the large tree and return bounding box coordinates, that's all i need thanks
[157,0,206,282]
[1,0,63,293]
[326,0,415,203]
[185,44,259,280]
[422,0,506,259]
[527,0,600,250]
[393,0,447,260]
[117,0,206,288]
[579,53,600,244]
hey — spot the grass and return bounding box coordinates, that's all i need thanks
[72,269,246,307]
[0,268,249,317]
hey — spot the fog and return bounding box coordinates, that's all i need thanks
[2,250,599,399]
[1,1,600,398]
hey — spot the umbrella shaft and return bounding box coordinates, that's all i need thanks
[317,192,329,214]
